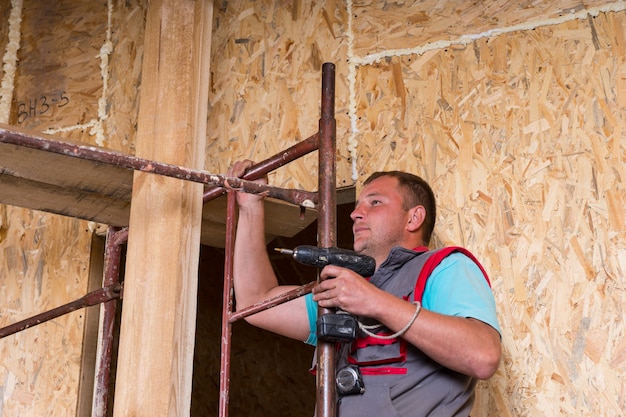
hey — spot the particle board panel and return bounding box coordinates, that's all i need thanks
[207,0,353,190]
[349,11,626,417]
[0,205,93,417]
[350,0,614,58]
[103,0,147,153]
[11,1,107,133]
[0,2,111,416]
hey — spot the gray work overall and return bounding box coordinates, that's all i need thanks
[336,246,490,417]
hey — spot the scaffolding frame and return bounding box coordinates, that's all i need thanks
[0,63,339,417]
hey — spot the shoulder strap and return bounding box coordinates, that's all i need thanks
[413,246,491,302]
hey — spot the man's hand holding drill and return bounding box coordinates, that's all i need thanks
[313,265,384,317]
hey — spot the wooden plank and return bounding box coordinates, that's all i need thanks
[0,171,131,226]
[76,234,107,417]
[111,1,211,415]
[0,141,132,200]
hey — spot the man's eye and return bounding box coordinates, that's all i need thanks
[371,200,381,205]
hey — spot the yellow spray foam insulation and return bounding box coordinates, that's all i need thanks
[346,0,359,181]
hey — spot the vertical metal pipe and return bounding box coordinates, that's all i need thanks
[93,226,126,417]
[316,62,337,417]
[219,191,238,417]
[216,63,336,417]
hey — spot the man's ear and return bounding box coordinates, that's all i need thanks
[406,206,426,232]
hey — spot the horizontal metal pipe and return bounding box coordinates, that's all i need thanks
[0,126,318,209]
[203,133,319,203]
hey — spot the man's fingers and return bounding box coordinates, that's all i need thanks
[227,159,254,177]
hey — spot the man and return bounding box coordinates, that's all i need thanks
[228,160,501,416]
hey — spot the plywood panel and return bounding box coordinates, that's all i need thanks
[350,0,615,58]
[103,0,147,153]
[11,1,106,134]
[0,1,106,416]
[0,205,93,416]
[0,3,11,88]
[207,0,352,190]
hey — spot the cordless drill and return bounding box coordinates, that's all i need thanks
[275,245,376,343]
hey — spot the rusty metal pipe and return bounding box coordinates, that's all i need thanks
[108,226,129,246]
[203,133,320,203]
[0,283,122,339]
[317,62,338,417]
[216,64,336,417]
[92,226,126,417]
[0,126,317,209]
[218,191,238,417]
[228,281,316,323]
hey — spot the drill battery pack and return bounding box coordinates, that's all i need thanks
[317,313,357,343]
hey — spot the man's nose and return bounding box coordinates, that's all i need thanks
[350,205,363,221]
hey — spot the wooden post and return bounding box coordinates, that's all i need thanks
[112,1,212,416]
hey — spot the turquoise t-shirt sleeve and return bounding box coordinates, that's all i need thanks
[304,292,318,346]
[422,252,501,335]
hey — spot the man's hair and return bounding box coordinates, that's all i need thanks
[363,171,436,245]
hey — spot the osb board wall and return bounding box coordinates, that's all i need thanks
[350,8,626,417]
[8,0,145,152]
[0,207,92,415]
[0,1,624,416]
[0,1,146,416]
[0,4,9,76]
[206,0,353,190]
[210,1,626,416]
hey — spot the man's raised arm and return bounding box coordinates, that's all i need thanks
[229,160,311,342]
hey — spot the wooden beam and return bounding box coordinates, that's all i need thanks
[112,2,212,416]
[77,234,107,416]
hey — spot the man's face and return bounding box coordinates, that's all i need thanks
[350,175,410,263]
